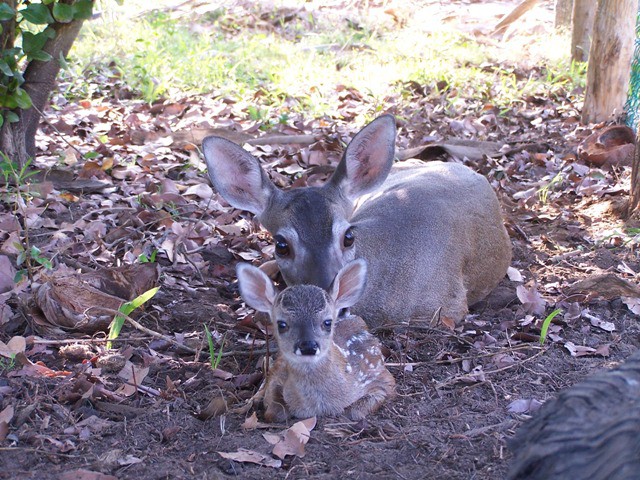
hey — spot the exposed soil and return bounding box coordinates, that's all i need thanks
[1,1,640,479]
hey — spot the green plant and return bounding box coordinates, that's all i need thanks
[539,308,562,345]
[0,354,17,372]
[537,172,563,204]
[204,324,225,370]
[107,287,160,349]
[138,250,157,263]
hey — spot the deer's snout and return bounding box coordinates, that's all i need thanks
[295,340,320,356]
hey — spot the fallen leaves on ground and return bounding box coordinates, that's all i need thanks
[217,448,282,469]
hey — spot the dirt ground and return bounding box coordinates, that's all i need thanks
[1,1,640,479]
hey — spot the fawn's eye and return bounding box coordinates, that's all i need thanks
[322,319,332,331]
[274,235,290,257]
[277,320,288,332]
[343,227,355,248]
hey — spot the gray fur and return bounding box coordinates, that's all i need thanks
[205,115,512,327]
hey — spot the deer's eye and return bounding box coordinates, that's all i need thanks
[277,320,288,332]
[274,235,290,257]
[343,227,355,248]
[322,319,332,331]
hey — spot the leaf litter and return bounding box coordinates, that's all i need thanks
[0,1,639,479]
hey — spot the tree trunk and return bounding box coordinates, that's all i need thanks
[571,0,597,62]
[555,0,573,29]
[0,14,86,167]
[631,132,640,216]
[581,0,636,124]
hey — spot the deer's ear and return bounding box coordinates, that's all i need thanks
[236,263,277,312]
[330,259,367,312]
[328,115,396,200]
[202,136,275,215]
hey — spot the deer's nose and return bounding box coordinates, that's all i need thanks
[295,340,319,356]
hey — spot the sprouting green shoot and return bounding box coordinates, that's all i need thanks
[107,287,160,349]
[138,249,157,263]
[204,324,225,370]
[539,308,562,345]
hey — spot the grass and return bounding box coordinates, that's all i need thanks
[65,2,585,120]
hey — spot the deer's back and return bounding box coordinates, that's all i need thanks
[351,161,512,326]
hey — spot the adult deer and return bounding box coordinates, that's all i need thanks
[203,115,511,326]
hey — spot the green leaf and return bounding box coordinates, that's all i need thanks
[72,0,94,20]
[14,269,27,283]
[107,287,159,349]
[26,50,52,62]
[52,3,73,23]
[539,309,562,345]
[0,115,4,128]
[16,250,25,266]
[6,111,19,123]
[20,3,54,24]
[0,95,17,109]
[14,88,32,109]
[22,30,49,53]
[0,4,14,21]
[0,60,13,77]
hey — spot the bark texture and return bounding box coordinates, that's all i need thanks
[581,0,636,124]
[508,349,640,480]
[570,0,597,61]
[0,11,85,167]
[554,0,573,28]
[630,131,640,216]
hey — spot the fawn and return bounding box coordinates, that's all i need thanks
[204,115,512,327]
[236,259,395,422]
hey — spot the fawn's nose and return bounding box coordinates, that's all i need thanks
[295,340,320,356]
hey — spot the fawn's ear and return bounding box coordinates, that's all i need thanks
[327,115,396,201]
[236,263,277,313]
[330,259,367,312]
[202,136,276,215]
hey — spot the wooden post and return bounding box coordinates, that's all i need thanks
[571,0,597,61]
[555,0,574,29]
[582,0,636,124]
[630,132,640,217]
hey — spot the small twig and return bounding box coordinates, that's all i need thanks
[435,349,546,389]
[32,336,154,345]
[80,206,137,221]
[87,306,197,355]
[87,306,277,359]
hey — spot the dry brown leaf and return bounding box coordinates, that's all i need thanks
[33,263,159,335]
[184,183,213,199]
[115,361,150,397]
[584,312,615,332]
[0,255,15,293]
[516,284,546,315]
[622,297,640,315]
[59,469,117,480]
[563,341,609,357]
[507,266,523,282]
[271,417,316,460]
[507,398,543,414]
[0,336,26,358]
[0,404,13,424]
[11,353,72,378]
[241,411,272,430]
[196,396,228,420]
[217,448,282,468]
[566,273,640,300]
